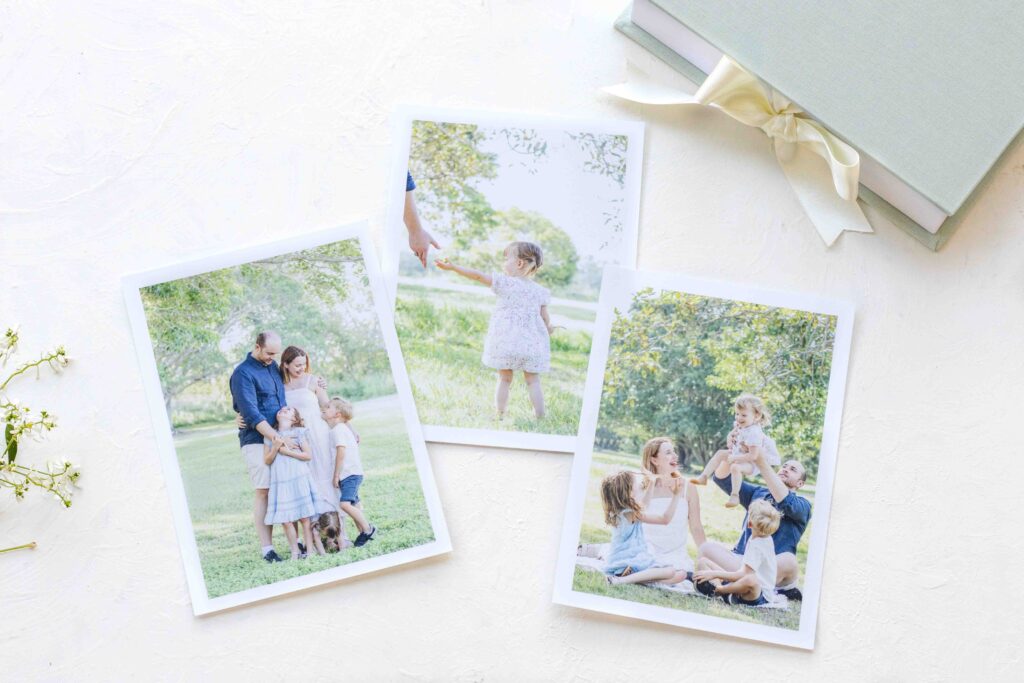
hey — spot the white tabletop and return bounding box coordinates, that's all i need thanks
[3,1,1022,679]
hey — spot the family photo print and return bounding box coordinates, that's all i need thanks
[123,223,450,614]
[383,108,643,452]
[554,267,853,649]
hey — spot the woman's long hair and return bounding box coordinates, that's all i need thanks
[279,345,311,383]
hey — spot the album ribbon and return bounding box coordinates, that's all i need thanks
[604,56,873,246]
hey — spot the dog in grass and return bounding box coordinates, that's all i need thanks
[315,511,348,553]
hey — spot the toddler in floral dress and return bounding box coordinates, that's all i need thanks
[435,241,553,419]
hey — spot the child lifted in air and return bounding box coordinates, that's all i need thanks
[691,393,780,508]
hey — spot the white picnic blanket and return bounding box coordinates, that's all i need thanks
[573,557,789,609]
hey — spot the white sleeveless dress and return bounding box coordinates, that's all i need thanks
[642,491,694,572]
[284,375,337,508]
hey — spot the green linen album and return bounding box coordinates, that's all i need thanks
[616,1,1024,250]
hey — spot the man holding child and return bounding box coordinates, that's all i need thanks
[696,445,810,601]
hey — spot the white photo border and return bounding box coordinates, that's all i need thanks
[123,221,451,615]
[552,266,855,649]
[382,106,645,453]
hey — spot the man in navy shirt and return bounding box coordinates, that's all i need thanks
[697,445,812,600]
[228,331,287,563]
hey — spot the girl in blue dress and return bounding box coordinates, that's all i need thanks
[264,406,335,559]
[600,470,689,586]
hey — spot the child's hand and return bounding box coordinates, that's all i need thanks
[235,413,246,429]
[434,258,455,271]
[693,569,716,583]
[271,435,286,449]
[316,376,328,391]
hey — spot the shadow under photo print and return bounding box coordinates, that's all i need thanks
[388,110,643,451]
[556,267,853,649]
[124,225,448,614]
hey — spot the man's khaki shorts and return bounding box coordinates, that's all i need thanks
[242,443,269,489]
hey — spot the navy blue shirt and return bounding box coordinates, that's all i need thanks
[713,474,812,556]
[229,353,286,447]
[406,171,416,192]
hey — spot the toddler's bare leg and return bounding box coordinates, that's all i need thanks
[495,369,513,416]
[524,371,545,418]
[691,450,728,485]
[726,463,754,507]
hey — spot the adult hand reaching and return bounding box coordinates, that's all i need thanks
[409,227,440,268]
[404,182,440,267]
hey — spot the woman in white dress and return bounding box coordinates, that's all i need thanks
[279,346,351,549]
[579,437,705,575]
[636,437,706,573]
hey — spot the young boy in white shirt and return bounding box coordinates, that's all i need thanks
[693,499,782,605]
[321,397,377,547]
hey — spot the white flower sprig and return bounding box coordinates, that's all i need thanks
[1,326,80,554]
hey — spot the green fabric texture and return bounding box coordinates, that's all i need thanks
[614,6,1024,250]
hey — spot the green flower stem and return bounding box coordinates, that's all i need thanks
[0,541,37,554]
[0,352,62,391]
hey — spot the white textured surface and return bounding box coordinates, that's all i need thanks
[2,1,1023,679]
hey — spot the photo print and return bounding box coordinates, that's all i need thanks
[124,223,450,614]
[554,267,853,649]
[383,108,644,452]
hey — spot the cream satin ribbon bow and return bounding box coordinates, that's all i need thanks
[605,57,873,246]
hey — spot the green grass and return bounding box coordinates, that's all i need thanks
[174,394,434,599]
[572,450,812,631]
[571,567,799,630]
[398,281,597,323]
[395,285,592,435]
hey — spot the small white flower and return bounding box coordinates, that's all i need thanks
[1,325,19,349]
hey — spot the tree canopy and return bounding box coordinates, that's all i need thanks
[141,240,392,426]
[598,289,835,481]
[406,120,629,298]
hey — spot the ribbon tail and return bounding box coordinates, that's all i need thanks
[775,139,873,246]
